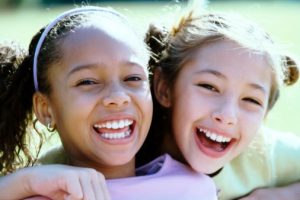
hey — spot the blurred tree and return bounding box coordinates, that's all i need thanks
[41,0,188,5]
[0,0,23,9]
[40,0,185,6]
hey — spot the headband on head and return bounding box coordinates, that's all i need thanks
[33,6,122,91]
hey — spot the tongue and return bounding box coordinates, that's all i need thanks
[95,126,130,134]
[198,132,227,152]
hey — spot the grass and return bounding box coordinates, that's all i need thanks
[1,0,299,135]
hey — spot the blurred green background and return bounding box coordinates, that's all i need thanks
[1,0,299,140]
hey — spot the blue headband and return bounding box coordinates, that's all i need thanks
[33,6,122,91]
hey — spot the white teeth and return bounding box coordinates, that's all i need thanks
[199,128,231,143]
[94,120,133,140]
[106,122,112,129]
[100,130,131,140]
[94,119,133,130]
[119,120,125,128]
[112,121,118,129]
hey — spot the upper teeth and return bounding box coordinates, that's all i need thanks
[199,128,231,143]
[94,119,133,129]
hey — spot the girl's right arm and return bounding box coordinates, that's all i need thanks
[0,165,111,200]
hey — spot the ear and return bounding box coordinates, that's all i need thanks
[153,68,172,108]
[33,92,55,127]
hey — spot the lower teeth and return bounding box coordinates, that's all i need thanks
[101,130,131,140]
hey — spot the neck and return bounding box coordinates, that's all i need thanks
[69,157,136,179]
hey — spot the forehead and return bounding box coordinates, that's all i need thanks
[55,24,148,74]
[191,39,271,69]
[183,39,273,88]
[57,14,148,63]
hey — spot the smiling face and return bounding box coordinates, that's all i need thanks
[169,39,272,173]
[39,20,152,178]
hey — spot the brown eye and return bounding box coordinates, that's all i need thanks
[197,83,218,92]
[125,76,142,82]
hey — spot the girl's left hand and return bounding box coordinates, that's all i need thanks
[24,197,52,200]
[238,183,300,200]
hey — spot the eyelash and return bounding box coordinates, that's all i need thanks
[76,75,143,87]
[198,83,219,92]
[198,83,263,107]
[243,97,262,106]
[76,79,97,86]
[125,75,142,82]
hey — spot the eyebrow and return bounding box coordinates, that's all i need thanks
[67,63,100,78]
[248,83,267,94]
[67,61,146,78]
[195,69,226,79]
[195,69,267,94]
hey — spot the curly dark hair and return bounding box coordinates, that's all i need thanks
[0,7,130,175]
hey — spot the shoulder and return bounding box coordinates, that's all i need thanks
[213,127,300,199]
[262,127,300,185]
[146,154,217,193]
[137,153,209,178]
[38,145,68,165]
[233,126,300,168]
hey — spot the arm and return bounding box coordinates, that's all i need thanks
[238,182,300,200]
[0,168,34,199]
[0,165,111,200]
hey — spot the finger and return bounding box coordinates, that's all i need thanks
[91,174,102,200]
[238,198,253,200]
[95,172,111,200]
[59,173,83,200]
[79,170,96,200]
[64,194,73,200]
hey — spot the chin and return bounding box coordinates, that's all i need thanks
[189,158,225,175]
[108,154,135,165]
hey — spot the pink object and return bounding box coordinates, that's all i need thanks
[107,154,218,200]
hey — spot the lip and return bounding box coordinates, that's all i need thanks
[94,113,136,123]
[194,126,236,158]
[92,114,137,145]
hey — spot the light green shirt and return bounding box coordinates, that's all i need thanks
[213,127,300,200]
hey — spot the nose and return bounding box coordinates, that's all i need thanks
[102,82,130,108]
[212,99,237,126]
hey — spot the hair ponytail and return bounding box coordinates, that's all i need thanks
[145,24,169,69]
[0,43,25,93]
[0,43,38,175]
[283,56,299,86]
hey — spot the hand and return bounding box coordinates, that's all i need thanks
[24,196,52,200]
[238,188,281,200]
[238,184,300,200]
[23,164,111,200]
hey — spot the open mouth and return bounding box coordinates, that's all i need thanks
[196,127,232,152]
[93,119,134,140]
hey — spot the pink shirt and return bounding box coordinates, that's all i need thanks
[107,154,217,200]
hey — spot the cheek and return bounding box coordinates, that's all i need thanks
[240,112,265,145]
[171,105,194,154]
[141,97,153,128]
[135,88,153,112]
[52,93,95,129]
